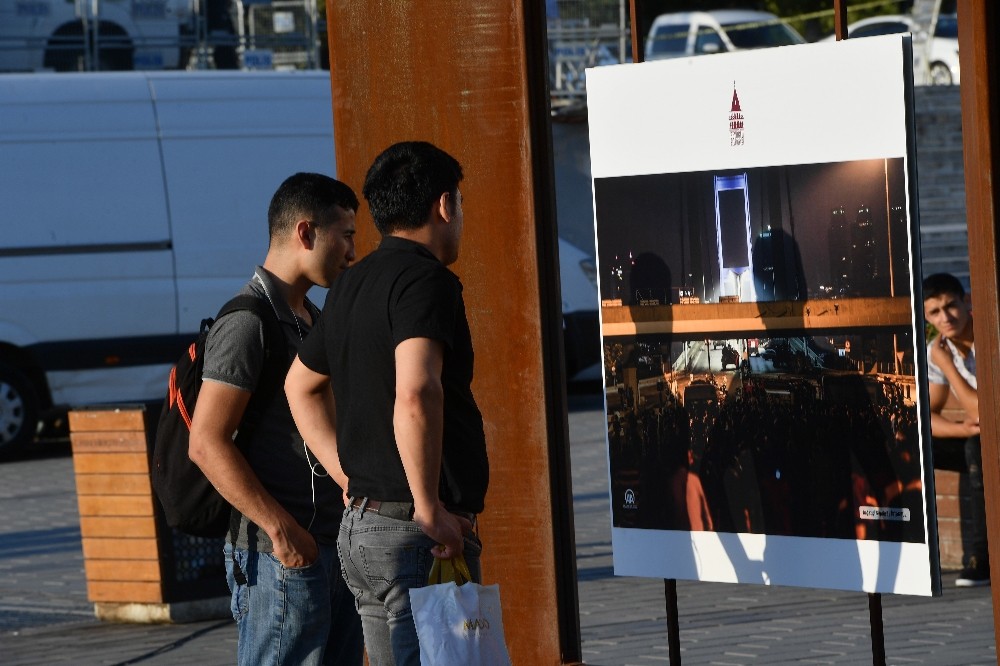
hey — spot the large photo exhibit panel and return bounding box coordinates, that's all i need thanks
[587,36,937,596]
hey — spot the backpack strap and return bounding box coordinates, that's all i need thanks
[214,294,288,440]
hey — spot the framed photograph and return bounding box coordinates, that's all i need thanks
[587,35,939,596]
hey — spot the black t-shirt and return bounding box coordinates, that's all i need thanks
[298,236,488,513]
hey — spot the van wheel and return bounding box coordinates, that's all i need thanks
[0,364,39,455]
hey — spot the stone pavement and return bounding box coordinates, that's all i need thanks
[0,392,995,665]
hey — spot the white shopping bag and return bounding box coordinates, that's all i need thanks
[409,556,512,666]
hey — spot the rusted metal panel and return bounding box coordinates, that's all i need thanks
[325,1,580,662]
[956,0,1000,647]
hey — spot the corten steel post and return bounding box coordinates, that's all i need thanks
[324,1,582,664]
[956,0,1000,649]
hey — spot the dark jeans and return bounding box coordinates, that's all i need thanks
[933,435,989,566]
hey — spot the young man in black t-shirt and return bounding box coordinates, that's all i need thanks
[286,142,488,666]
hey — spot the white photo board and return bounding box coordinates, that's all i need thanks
[587,35,939,596]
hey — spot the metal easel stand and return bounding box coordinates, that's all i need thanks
[663,584,887,665]
[869,592,887,666]
[664,579,681,663]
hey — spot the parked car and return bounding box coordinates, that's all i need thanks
[644,10,805,62]
[820,14,960,85]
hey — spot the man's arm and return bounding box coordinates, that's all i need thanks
[930,339,979,423]
[189,380,317,567]
[284,356,349,492]
[927,380,980,439]
[394,337,470,559]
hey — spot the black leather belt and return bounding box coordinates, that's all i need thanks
[348,497,477,527]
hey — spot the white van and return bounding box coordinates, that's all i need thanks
[0,70,338,452]
[0,70,601,452]
[644,10,804,61]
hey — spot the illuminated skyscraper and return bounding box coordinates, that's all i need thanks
[852,204,879,295]
[827,206,850,295]
[889,203,910,296]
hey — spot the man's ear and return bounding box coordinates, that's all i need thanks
[294,219,314,249]
[437,191,452,223]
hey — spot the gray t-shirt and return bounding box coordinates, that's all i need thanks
[202,267,342,551]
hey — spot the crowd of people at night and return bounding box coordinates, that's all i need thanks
[608,371,925,543]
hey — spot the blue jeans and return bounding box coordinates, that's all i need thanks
[225,541,363,665]
[337,506,483,666]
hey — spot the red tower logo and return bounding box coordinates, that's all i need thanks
[729,84,745,147]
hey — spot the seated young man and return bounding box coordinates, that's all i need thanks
[923,272,989,587]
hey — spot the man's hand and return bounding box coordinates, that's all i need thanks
[930,336,956,370]
[270,518,319,568]
[413,502,473,559]
[961,417,982,436]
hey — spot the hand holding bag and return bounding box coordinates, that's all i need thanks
[409,553,513,666]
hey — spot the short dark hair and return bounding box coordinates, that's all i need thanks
[268,173,358,241]
[922,272,966,301]
[362,141,463,235]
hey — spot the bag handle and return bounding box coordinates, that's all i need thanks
[427,553,472,586]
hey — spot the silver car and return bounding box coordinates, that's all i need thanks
[644,10,805,61]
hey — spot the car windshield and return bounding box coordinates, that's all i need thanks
[722,19,804,48]
[649,24,689,56]
[935,15,958,38]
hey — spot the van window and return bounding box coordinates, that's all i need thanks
[649,23,689,57]
[722,20,803,49]
[695,27,726,54]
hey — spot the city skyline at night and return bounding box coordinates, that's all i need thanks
[594,158,911,306]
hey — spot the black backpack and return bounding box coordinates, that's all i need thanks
[150,295,286,538]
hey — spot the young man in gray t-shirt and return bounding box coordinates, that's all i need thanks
[189,173,364,664]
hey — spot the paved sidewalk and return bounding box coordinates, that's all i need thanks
[0,392,995,665]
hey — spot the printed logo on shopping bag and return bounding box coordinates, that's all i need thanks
[463,616,491,631]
